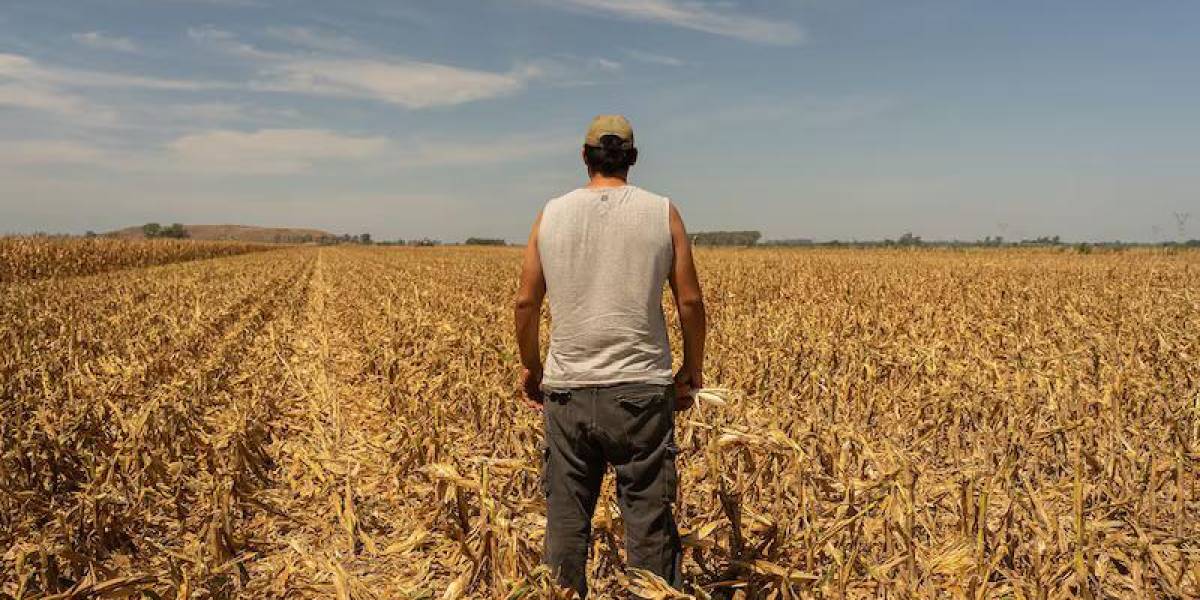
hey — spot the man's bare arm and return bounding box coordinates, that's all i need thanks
[514,212,547,408]
[667,202,706,407]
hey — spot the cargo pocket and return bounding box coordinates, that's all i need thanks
[661,444,679,503]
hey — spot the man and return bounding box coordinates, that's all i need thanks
[514,114,707,597]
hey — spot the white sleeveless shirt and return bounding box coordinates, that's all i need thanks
[537,185,674,389]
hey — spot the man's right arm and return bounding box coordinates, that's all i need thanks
[514,211,547,410]
[667,202,706,409]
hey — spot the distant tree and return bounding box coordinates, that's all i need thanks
[691,231,762,247]
[897,232,923,246]
[359,233,372,245]
[85,230,97,238]
[762,238,813,247]
[465,237,506,246]
[1019,235,1062,246]
[159,223,189,239]
[142,223,162,238]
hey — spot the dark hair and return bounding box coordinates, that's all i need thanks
[583,134,637,176]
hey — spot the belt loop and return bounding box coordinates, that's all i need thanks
[591,387,599,428]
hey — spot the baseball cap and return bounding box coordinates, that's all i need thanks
[584,114,635,149]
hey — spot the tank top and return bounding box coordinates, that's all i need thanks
[537,185,674,389]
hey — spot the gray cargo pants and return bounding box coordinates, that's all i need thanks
[540,382,682,597]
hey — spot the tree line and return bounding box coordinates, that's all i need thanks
[142,223,189,239]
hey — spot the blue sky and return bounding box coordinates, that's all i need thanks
[1,1,1197,242]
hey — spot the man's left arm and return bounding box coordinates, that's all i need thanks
[514,211,547,410]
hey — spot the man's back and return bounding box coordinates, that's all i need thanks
[537,185,674,389]
[514,114,705,596]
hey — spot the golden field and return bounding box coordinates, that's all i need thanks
[1,243,1197,599]
[0,237,271,284]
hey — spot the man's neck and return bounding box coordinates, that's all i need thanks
[585,174,629,189]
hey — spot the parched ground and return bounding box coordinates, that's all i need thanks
[1,247,1198,599]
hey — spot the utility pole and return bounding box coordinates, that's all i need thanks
[1174,212,1191,241]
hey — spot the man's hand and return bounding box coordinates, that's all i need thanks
[673,366,703,411]
[521,368,544,411]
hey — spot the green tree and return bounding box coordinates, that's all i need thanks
[465,237,506,246]
[161,223,189,239]
[691,230,762,247]
[142,223,162,238]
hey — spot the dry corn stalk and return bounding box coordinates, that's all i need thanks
[0,245,1197,599]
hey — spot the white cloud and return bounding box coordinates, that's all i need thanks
[0,128,569,175]
[624,48,684,67]
[0,52,237,127]
[166,102,250,122]
[591,57,623,72]
[0,82,101,120]
[264,26,366,54]
[544,0,803,45]
[514,55,621,88]
[256,58,531,109]
[167,128,390,174]
[0,140,108,165]
[1,52,229,92]
[187,26,283,60]
[72,31,139,53]
[189,28,536,109]
[162,128,568,174]
[0,56,121,125]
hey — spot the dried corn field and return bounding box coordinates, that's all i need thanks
[0,237,272,284]
[2,246,1198,599]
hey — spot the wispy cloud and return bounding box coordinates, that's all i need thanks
[264,26,367,54]
[0,82,109,122]
[256,58,531,109]
[191,27,538,109]
[624,48,685,67]
[0,140,109,166]
[1,128,571,175]
[0,52,248,130]
[1,52,229,93]
[167,128,389,174]
[72,31,139,53]
[0,55,120,125]
[187,25,282,60]
[541,0,803,45]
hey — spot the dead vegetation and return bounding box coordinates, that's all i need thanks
[1,246,1197,598]
[0,237,273,283]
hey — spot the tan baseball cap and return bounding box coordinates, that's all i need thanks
[584,114,635,149]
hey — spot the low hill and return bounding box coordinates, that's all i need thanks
[109,224,332,243]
